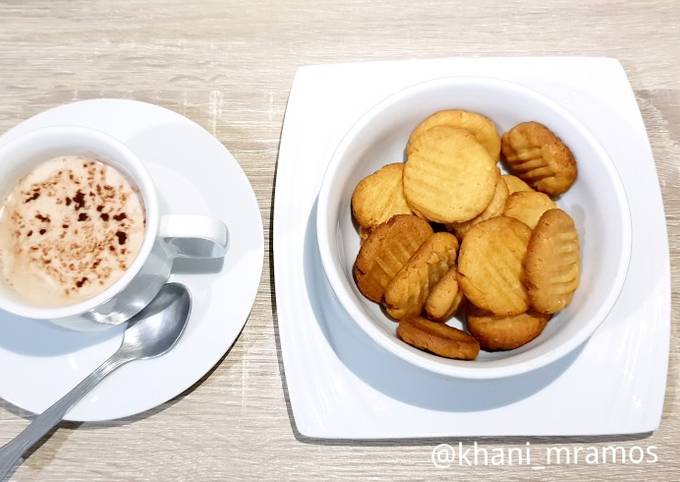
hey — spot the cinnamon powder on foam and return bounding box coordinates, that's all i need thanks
[0,156,145,307]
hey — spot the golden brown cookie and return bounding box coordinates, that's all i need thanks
[424,267,465,322]
[501,121,577,196]
[523,209,580,314]
[457,216,531,316]
[384,232,458,320]
[466,304,549,351]
[404,126,498,223]
[407,110,501,161]
[503,191,556,229]
[502,174,534,194]
[447,171,509,238]
[351,163,412,231]
[353,215,433,303]
[397,315,480,360]
[359,226,371,242]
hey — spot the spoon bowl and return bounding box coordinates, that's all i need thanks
[119,282,192,360]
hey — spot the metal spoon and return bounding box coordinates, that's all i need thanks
[0,282,191,479]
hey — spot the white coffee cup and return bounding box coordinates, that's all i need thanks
[0,126,228,330]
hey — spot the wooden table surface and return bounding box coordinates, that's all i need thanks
[0,1,678,480]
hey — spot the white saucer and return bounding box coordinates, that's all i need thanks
[0,99,264,422]
[274,57,670,438]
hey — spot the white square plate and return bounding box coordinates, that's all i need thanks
[273,57,670,438]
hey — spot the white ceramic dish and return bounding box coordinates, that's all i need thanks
[274,57,669,437]
[316,77,632,379]
[0,99,263,421]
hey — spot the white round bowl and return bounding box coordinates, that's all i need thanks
[316,77,632,380]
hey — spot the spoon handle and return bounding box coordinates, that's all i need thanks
[0,354,130,479]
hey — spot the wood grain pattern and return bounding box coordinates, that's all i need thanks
[0,1,679,479]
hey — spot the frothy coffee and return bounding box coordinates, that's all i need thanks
[0,156,145,307]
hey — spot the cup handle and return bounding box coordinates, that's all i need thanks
[160,214,228,259]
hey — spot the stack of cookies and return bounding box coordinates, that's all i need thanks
[351,110,580,361]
